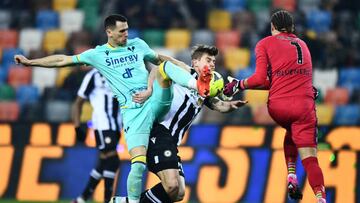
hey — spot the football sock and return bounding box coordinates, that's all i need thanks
[82,169,102,200]
[140,183,172,203]
[104,155,120,203]
[159,61,197,90]
[283,134,297,175]
[301,157,326,199]
[127,156,147,201]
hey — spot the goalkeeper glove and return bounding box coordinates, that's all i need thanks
[223,76,245,97]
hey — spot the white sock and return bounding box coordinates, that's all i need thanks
[76,197,85,203]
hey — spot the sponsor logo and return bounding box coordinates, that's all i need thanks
[105,54,138,67]
[122,68,134,78]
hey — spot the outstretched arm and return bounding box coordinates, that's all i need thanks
[206,97,248,113]
[14,54,75,67]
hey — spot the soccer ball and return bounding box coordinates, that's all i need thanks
[209,71,224,97]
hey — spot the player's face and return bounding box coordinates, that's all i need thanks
[108,21,129,46]
[193,53,216,74]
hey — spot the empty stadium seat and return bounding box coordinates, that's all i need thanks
[175,48,191,65]
[272,0,296,12]
[235,67,255,80]
[324,87,350,105]
[16,85,39,108]
[19,28,43,55]
[32,67,57,94]
[45,100,71,122]
[251,104,276,125]
[298,0,321,14]
[43,29,67,53]
[316,104,334,125]
[53,0,76,12]
[0,10,11,29]
[208,10,232,31]
[128,28,141,39]
[338,68,360,93]
[77,0,99,32]
[0,101,19,121]
[333,105,360,125]
[313,68,338,101]
[306,9,332,33]
[222,0,246,13]
[56,68,72,87]
[60,9,84,35]
[20,102,44,122]
[8,66,32,88]
[224,48,250,71]
[43,87,72,101]
[248,0,271,12]
[1,48,24,70]
[36,10,59,31]
[244,90,269,105]
[0,30,18,49]
[191,29,215,46]
[215,30,241,51]
[143,29,165,47]
[165,29,191,51]
[0,84,15,101]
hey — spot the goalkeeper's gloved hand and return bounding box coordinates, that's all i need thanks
[75,127,86,143]
[223,76,245,97]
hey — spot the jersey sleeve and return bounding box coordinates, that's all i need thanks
[137,38,158,63]
[72,49,96,65]
[77,71,95,99]
[246,39,270,89]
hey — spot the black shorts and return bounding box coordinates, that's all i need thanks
[147,124,184,177]
[94,130,120,152]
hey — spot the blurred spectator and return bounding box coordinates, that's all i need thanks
[145,0,186,29]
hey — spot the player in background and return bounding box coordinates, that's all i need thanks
[14,14,211,203]
[111,45,247,203]
[72,69,121,203]
[223,10,326,203]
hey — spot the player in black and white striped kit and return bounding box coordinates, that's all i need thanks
[72,68,122,203]
[135,45,248,203]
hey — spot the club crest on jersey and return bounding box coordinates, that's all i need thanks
[127,46,135,52]
[164,150,172,157]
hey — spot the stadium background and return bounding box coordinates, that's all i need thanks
[0,0,359,203]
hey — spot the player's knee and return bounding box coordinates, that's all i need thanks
[162,179,180,200]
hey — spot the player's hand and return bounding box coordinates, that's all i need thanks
[14,55,31,66]
[132,89,152,104]
[223,76,241,97]
[230,100,248,109]
[75,127,86,143]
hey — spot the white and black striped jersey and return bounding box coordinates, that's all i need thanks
[77,69,121,131]
[159,69,206,146]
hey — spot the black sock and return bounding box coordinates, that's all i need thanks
[140,183,172,203]
[81,174,101,200]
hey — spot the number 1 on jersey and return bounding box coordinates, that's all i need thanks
[290,41,303,64]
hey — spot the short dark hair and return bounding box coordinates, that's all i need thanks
[191,44,219,60]
[270,10,294,33]
[104,14,127,29]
